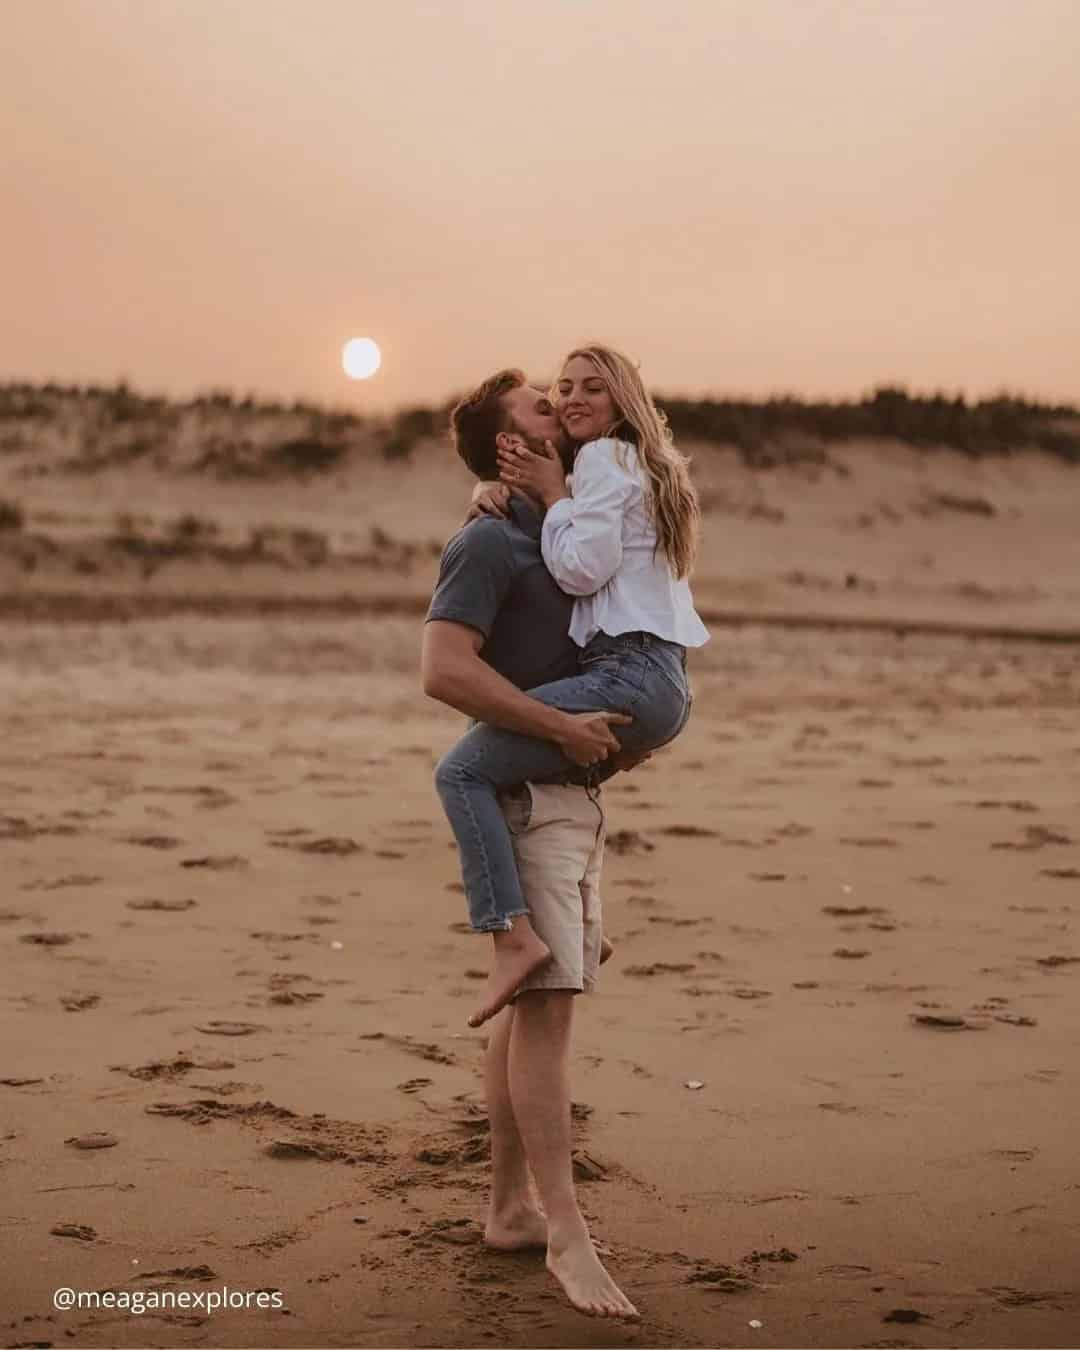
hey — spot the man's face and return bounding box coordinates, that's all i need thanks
[500,384,572,469]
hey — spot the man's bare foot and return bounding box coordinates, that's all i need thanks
[546,1224,639,1319]
[468,919,551,1028]
[599,935,614,965]
[484,1204,548,1251]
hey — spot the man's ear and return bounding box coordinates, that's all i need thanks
[494,431,516,453]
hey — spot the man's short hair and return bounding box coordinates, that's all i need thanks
[449,368,525,479]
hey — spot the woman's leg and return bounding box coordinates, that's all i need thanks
[434,647,686,934]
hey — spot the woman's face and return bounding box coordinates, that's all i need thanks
[554,356,618,443]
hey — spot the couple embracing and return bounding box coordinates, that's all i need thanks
[421,343,709,1319]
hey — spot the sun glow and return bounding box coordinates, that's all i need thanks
[342,337,381,380]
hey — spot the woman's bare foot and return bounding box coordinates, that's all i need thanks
[546,1221,639,1319]
[468,917,551,1028]
[483,1203,548,1251]
[599,935,614,965]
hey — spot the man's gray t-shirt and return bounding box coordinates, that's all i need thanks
[425,494,577,691]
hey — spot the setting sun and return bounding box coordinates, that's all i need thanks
[342,337,381,380]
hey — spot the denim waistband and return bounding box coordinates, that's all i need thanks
[586,630,687,670]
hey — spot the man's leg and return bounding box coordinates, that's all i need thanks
[509,990,638,1319]
[482,1003,546,1249]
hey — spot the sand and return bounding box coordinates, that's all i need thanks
[1,439,1079,1348]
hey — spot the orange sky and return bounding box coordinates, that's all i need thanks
[4,0,1078,412]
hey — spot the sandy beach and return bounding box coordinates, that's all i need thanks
[2,435,1079,1348]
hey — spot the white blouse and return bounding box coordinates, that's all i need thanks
[540,437,711,650]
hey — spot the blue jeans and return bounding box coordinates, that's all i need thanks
[434,631,692,933]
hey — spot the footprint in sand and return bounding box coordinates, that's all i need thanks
[265,1138,358,1162]
[125,833,185,849]
[271,836,366,856]
[772,822,814,838]
[21,874,104,892]
[1,814,79,841]
[605,830,655,855]
[838,836,899,848]
[126,898,198,912]
[180,855,249,870]
[268,989,324,1006]
[19,931,80,946]
[909,1013,989,1031]
[51,1223,97,1241]
[114,1055,234,1082]
[60,993,100,1011]
[823,904,889,917]
[358,1032,458,1066]
[195,1020,266,1036]
[991,826,1073,851]
[65,1132,118,1149]
[267,977,325,1009]
[249,929,317,945]
[624,961,696,977]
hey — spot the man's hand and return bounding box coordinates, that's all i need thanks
[464,480,510,523]
[554,710,633,768]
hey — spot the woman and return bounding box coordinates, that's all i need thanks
[435,343,710,1027]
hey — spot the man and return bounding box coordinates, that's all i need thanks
[421,368,640,1320]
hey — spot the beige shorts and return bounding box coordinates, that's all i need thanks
[498,782,605,1000]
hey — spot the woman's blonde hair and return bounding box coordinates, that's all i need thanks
[557,343,700,578]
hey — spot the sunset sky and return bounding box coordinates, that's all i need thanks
[5,0,1079,412]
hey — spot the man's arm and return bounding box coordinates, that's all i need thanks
[421,620,629,764]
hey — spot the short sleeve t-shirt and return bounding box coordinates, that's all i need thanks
[425,495,577,691]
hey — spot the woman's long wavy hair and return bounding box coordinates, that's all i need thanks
[557,344,700,578]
